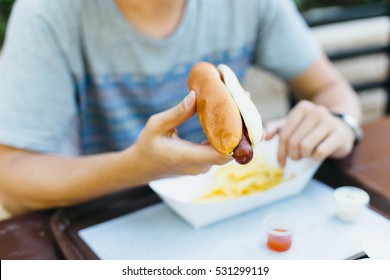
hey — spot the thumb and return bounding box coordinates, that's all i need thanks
[264,118,285,141]
[154,91,196,132]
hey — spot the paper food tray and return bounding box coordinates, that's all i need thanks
[149,137,320,228]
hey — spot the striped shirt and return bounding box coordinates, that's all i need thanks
[0,0,320,155]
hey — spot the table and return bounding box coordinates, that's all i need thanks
[0,161,388,260]
[1,118,389,259]
[78,180,389,260]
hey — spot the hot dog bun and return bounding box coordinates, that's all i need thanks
[188,62,242,155]
[217,64,263,147]
[188,62,263,162]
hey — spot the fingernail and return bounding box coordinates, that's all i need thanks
[184,91,195,109]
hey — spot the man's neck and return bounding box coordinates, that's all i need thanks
[115,0,187,39]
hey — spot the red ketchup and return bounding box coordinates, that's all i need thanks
[266,228,293,252]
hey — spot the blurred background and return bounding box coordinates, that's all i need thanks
[0,0,12,48]
[295,0,387,10]
[0,0,389,122]
[244,0,389,124]
[0,0,388,47]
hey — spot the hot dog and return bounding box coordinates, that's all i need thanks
[233,126,253,164]
[188,62,263,164]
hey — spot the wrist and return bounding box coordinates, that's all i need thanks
[116,145,152,187]
[331,112,363,146]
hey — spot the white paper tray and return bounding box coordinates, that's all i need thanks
[149,137,320,228]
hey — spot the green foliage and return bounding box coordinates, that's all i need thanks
[0,0,15,48]
[294,0,388,11]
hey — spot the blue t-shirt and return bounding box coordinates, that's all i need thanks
[0,0,321,155]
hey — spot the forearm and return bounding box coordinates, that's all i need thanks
[308,76,361,122]
[0,145,144,214]
[0,91,230,214]
[289,54,362,122]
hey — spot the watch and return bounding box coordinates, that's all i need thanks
[332,112,363,146]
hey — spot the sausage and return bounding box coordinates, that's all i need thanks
[233,126,253,165]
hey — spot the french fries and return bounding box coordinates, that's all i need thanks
[198,152,288,201]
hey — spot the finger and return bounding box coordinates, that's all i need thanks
[150,91,196,133]
[185,164,214,176]
[163,139,231,166]
[299,122,332,158]
[264,119,285,141]
[264,128,279,141]
[313,133,340,162]
[287,114,320,160]
[277,112,305,167]
[277,101,313,167]
[167,128,180,140]
[281,101,312,139]
[277,135,288,168]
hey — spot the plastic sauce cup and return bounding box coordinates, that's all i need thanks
[334,186,370,223]
[263,213,295,252]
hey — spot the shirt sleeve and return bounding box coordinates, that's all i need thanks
[254,0,322,80]
[0,0,78,154]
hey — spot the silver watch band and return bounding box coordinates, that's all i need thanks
[332,112,363,146]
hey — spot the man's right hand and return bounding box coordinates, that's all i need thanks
[126,90,231,183]
[0,91,231,214]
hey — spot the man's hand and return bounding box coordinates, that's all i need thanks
[264,100,355,167]
[128,91,231,181]
[0,91,231,214]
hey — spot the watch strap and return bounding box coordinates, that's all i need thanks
[332,112,363,146]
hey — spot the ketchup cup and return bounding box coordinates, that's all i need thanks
[263,212,295,252]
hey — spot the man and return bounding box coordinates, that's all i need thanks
[0,0,361,214]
